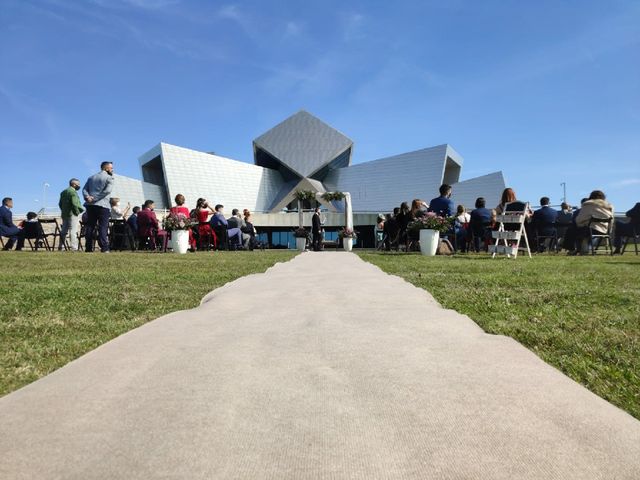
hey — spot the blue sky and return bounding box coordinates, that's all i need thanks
[1,0,639,212]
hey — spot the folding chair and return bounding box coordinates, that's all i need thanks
[37,218,60,250]
[22,222,49,251]
[535,222,558,253]
[489,201,532,259]
[470,221,491,252]
[109,219,131,251]
[588,217,613,255]
[137,232,165,252]
[213,225,234,251]
[197,224,217,251]
[620,227,639,255]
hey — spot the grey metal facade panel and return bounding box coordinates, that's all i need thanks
[138,143,163,167]
[324,146,449,212]
[253,110,354,178]
[110,175,169,210]
[159,143,284,212]
[450,171,506,211]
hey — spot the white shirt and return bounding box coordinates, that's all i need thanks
[456,213,471,224]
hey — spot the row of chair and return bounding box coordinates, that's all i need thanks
[374,215,639,255]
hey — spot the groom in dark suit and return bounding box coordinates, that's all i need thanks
[312,207,322,251]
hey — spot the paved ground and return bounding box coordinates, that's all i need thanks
[1,252,639,479]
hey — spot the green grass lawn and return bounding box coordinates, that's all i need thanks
[358,252,640,419]
[0,251,296,397]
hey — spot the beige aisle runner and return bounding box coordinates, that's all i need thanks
[1,252,639,479]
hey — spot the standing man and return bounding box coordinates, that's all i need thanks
[58,178,84,251]
[0,197,25,251]
[82,162,114,253]
[312,206,322,251]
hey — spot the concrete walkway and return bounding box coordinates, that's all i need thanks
[1,253,639,479]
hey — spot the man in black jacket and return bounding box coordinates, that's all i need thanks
[312,207,322,251]
[613,202,640,254]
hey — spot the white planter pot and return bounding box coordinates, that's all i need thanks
[170,229,190,254]
[419,229,439,256]
[296,237,306,251]
[343,237,353,252]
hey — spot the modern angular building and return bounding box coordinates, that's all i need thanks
[113,110,505,247]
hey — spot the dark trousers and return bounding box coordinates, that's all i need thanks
[312,231,321,251]
[1,226,25,250]
[614,222,637,249]
[85,205,110,252]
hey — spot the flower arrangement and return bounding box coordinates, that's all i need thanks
[321,191,345,202]
[162,213,194,231]
[294,190,317,201]
[407,213,454,233]
[293,227,309,238]
[337,227,357,239]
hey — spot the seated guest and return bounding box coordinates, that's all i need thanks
[556,202,573,242]
[194,198,216,248]
[470,197,492,252]
[0,197,25,251]
[109,197,130,220]
[396,202,411,244]
[136,200,168,250]
[613,202,640,254]
[495,188,516,215]
[242,209,260,249]
[561,198,587,251]
[228,208,250,248]
[570,190,614,254]
[20,212,45,248]
[557,202,573,225]
[410,199,428,220]
[210,204,244,248]
[532,197,558,235]
[429,184,455,217]
[127,206,140,236]
[169,194,196,251]
[109,198,130,250]
[454,205,470,252]
[383,207,400,249]
[20,211,39,225]
[532,197,558,252]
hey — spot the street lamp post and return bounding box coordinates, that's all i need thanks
[42,182,50,214]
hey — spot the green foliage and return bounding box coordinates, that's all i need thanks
[407,214,454,233]
[358,252,640,419]
[0,251,296,396]
[293,227,308,238]
[294,190,316,201]
[337,227,357,239]
[321,191,345,202]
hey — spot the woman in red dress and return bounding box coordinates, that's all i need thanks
[169,194,196,251]
[194,198,217,249]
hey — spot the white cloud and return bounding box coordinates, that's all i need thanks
[284,21,303,38]
[610,178,640,188]
[342,12,365,42]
